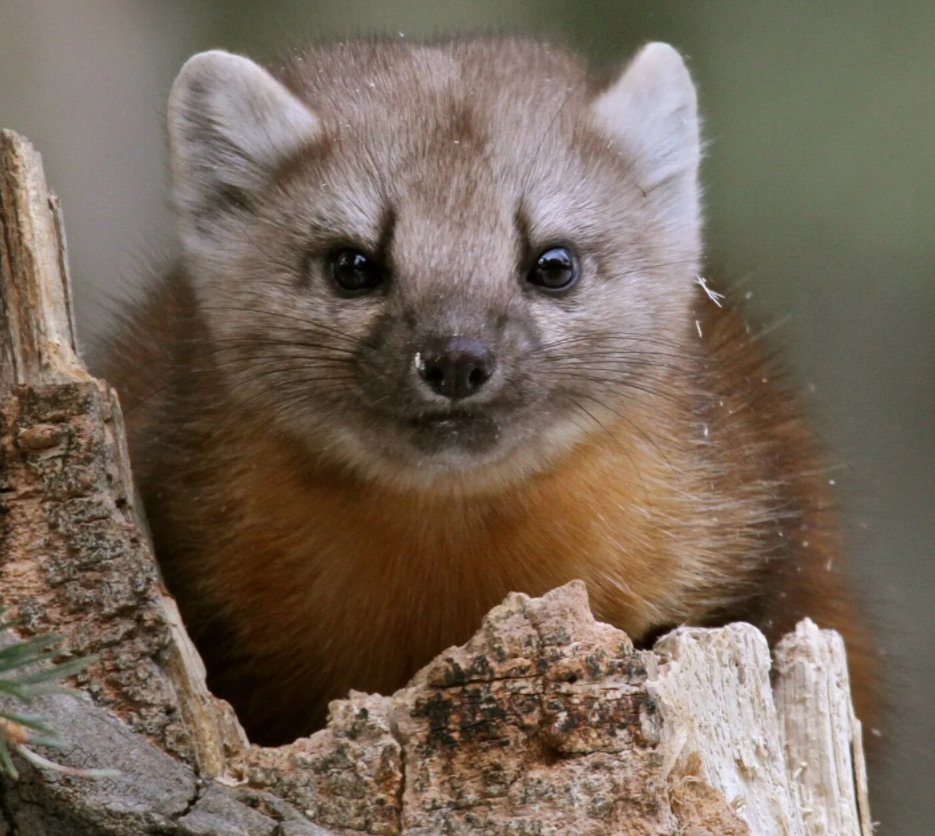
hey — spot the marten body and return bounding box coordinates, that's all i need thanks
[98,37,875,745]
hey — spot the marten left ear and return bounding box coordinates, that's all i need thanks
[592,43,700,239]
[168,50,320,244]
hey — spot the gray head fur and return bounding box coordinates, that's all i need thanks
[167,38,702,491]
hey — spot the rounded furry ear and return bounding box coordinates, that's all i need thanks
[592,43,701,242]
[168,50,320,229]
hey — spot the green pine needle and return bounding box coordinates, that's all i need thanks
[0,738,16,779]
[0,610,117,781]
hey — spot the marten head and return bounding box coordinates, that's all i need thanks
[167,39,701,491]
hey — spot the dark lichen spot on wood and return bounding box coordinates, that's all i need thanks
[412,691,457,748]
[625,659,648,681]
[456,687,509,744]
[585,654,602,679]
[439,659,467,687]
[537,626,572,646]
[467,654,492,680]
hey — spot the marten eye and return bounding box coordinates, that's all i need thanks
[527,246,578,292]
[329,249,384,293]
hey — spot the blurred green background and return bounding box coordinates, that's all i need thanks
[1,2,932,831]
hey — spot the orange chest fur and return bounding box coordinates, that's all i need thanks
[193,429,692,684]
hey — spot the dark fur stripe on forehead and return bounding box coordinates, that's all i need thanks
[375,204,397,266]
[513,202,534,267]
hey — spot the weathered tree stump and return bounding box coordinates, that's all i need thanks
[0,129,872,836]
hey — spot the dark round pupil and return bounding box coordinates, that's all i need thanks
[532,247,576,289]
[332,250,381,291]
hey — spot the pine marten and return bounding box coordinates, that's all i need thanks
[96,38,878,745]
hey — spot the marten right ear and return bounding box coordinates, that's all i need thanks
[168,50,320,240]
[591,43,700,262]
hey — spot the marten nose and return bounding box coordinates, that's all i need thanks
[416,336,495,400]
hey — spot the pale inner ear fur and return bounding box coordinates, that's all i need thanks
[168,49,320,228]
[591,42,701,247]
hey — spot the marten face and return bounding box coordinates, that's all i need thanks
[167,40,701,490]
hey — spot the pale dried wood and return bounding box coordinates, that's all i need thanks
[0,130,86,389]
[0,128,873,836]
[773,619,873,836]
[644,620,872,836]
[648,624,806,836]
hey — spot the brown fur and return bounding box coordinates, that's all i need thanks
[99,268,878,744]
[96,37,878,745]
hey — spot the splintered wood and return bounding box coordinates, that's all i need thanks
[774,620,873,836]
[0,130,85,387]
[0,129,872,835]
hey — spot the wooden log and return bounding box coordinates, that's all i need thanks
[0,129,873,835]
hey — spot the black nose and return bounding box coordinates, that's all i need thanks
[417,336,495,400]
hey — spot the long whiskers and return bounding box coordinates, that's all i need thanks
[198,305,371,350]
[539,330,695,354]
[566,397,647,491]
[197,367,358,450]
[568,389,677,474]
[116,337,359,418]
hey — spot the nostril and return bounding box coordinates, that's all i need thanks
[423,363,445,387]
[468,367,487,389]
[417,336,495,400]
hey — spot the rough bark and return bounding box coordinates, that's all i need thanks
[0,128,872,835]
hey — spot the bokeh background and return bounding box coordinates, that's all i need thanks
[1,2,932,831]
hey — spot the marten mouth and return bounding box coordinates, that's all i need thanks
[409,409,478,428]
[406,410,500,454]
